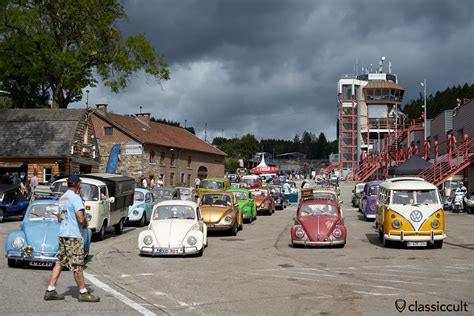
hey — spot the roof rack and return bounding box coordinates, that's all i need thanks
[300,188,314,201]
[31,190,63,201]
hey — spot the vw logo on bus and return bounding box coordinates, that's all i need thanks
[410,210,423,222]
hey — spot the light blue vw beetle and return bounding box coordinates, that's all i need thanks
[127,188,156,226]
[5,192,92,268]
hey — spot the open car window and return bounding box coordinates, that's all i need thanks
[28,204,58,220]
[153,205,195,220]
[134,191,145,202]
[300,204,337,216]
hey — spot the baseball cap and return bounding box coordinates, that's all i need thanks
[67,174,81,185]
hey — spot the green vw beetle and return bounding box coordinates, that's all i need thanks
[227,188,257,223]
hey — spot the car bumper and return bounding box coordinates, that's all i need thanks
[365,213,376,219]
[139,246,200,256]
[292,239,345,246]
[257,207,270,213]
[206,224,233,230]
[126,213,142,222]
[385,231,446,242]
[6,252,57,264]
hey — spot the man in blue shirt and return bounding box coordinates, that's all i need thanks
[44,175,100,302]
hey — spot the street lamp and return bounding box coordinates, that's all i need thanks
[420,79,427,140]
[85,90,89,108]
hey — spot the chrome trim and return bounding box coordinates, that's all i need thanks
[293,240,345,246]
[140,246,199,256]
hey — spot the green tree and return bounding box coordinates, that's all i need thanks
[0,0,169,108]
[238,134,260,160]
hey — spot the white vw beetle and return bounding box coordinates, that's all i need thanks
[138,200,207,256]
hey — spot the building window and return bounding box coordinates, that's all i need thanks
[170,152,175,166]
[181,173,185,185]
[104,127,113,136]
[170,172,175,186]
[187,155,192,168]
[84,125,89,144]
[44,167,52,182]
[149,150,156,163]
[160,152,165,164]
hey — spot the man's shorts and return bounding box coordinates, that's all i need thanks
[57,237,84,272]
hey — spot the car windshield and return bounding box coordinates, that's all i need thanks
[242,178,258,184]
[356,184,365,193]
[300,204,337,216]
[153,189,173,199]
[134,191,144,202]
[200,181,223,189]
[233,192,248,200]
[79,183,99,201]
[28,204,58,220]
[314,192,337,201]
[201,194,231,206]
[153,205,195,220]
[392,190,439,205]
[251,190,268,197]
[178,188,191,196]
[368,185,379,196]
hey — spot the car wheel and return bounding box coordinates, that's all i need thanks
[433,240,443,248]
[198,246,204,257]
[467,207,473,214]
[230,223,238,236]
[383,236,392,248]
[378,229,383,240]
[95,222,106,241]
[114,218,124,234]
[138,213,146,227]
[0,209,3,223]
[7,259,16,268]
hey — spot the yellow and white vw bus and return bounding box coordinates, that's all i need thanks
[376,178,445,248]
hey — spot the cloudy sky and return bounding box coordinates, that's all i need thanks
[73,0,473,141]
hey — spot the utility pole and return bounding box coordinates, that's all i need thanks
[204,123,207,142]
[184,120,187,128]
[421,79,427,141]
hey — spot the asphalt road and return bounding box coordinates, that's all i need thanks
[1,182,473,316]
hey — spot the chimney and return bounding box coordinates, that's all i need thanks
[136,113,151,126]
[96,104,108,112]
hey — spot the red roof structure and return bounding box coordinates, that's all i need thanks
[252,154,279,174]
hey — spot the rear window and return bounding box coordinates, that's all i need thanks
[300,204,337,216]
[200,181,223,189]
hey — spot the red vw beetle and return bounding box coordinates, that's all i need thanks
[291,189,346,247]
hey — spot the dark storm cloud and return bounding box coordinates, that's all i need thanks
[75,0,474,140]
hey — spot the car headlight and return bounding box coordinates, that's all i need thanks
[392,219,402,229]
[187,236,197,246]
[224,215,233,223]
[143,235,153,245]
[133,210,139,216]
[25,246,34,255]
[12,237,24,249]
[86,213,92,221]
[295,228,305,238]
[243,207,250,212]
[431,219,440,229]
[333,228,342,238]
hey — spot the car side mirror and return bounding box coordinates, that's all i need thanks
[108,197,115,203]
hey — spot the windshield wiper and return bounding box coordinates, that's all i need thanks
[29,212,41,217]
[411,203,421,207]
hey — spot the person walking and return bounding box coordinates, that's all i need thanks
[44,175,100,302]
[29,172,39,194]
[194,177,201,189]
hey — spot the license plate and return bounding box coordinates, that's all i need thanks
[157,248,180,254]
[30,261,53,267]
[406,242,427,247]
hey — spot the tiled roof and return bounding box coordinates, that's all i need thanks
[95,111,225,156]
[0,109,86,158]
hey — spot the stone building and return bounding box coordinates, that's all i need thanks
[91,104,225,186]
[0,109,100,184]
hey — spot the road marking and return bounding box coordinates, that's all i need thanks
[352,290,398,296]
[84,272,157,316]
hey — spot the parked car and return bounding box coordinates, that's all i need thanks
[176,186,197,202]
[5,191,92,267]
[200,192,243,235]
[227,188,257,222]
[0,184,29,223]
[241,175,262,189]
[151,187,180,203]
[250,188,275,215]
[53,173,134,240]
[351,182,366,207]
[138,200,207,256]
[197,178,230,197]
[291,189,346,247]
[359,180,383,221]
[268,184,288,210]
[127,188,155,227]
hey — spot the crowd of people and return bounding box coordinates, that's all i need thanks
[1,171,40,198]
[138,174,164,189]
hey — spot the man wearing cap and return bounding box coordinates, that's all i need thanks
[44,175,100,302]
